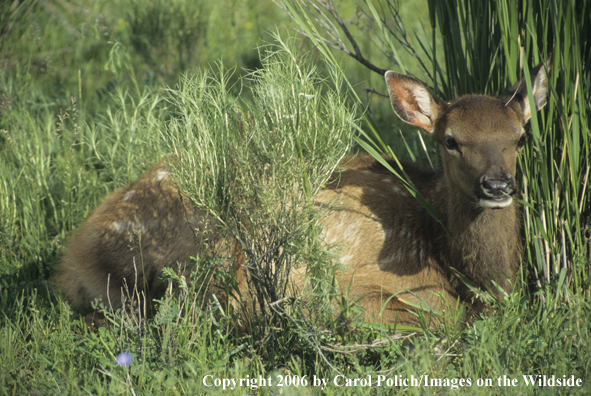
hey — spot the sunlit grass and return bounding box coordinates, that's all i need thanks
[0,0,590,394]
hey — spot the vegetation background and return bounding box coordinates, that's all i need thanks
[0,0,589,394]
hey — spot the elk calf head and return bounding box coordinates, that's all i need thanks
[385,67,548,210]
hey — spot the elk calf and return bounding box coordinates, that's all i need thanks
[55,66,547,326]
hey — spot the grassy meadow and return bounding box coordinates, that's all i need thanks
[1,0,590,395]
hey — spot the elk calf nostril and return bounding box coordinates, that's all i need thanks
[482,179,514,197]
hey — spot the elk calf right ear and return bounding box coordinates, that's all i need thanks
[385,71,443,136]
[504,63,549,122]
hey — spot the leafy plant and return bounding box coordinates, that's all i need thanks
[161,40,356,321]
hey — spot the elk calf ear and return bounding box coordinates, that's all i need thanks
[505,63,549,123]
[385,71,442,135]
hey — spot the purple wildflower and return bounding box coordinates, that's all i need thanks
[116,352,133,366]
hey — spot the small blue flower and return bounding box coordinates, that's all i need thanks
[116,352,133,366]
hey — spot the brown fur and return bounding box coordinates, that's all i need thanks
[54,66,548,327]
[57,165,241,313]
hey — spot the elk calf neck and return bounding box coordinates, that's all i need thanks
[55,65,548,326]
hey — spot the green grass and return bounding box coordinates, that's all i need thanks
[1,0,590,395]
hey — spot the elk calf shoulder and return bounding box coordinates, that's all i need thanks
[55,65,547,326]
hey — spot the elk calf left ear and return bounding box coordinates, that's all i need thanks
[385,71,442,135]
[505,63,549,123]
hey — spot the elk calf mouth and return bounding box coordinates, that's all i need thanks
[478,196,514,209]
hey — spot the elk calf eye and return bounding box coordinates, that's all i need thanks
[445,137,459,151]
[517,134,527,149]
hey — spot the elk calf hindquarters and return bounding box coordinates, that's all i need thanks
[55,65,547,326]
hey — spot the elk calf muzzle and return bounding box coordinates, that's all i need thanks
[477,173,516,208]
